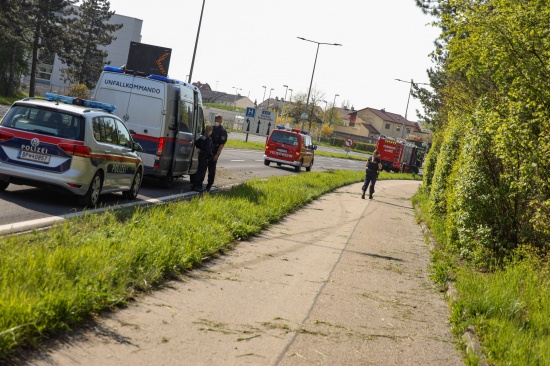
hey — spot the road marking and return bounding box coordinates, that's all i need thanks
[230,159,245,162]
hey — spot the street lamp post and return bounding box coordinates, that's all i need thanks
[188,0,206,83]
[281,85,289,124]
[330,93,339,126]
[297,37,342,131]
[267,88,274,111]
[395,78,429,139]
[232,86,241,111]
[262,86,267,109]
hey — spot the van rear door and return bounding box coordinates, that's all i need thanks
[170,86,201,175]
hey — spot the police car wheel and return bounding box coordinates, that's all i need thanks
[79,172,102,207]
[264,160,270,166]
[0,181,9,191]
[294,162,302,172]
[123,169,142,200]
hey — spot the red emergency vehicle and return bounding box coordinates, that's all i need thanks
[375,136,419,174]
[264,126,316,172]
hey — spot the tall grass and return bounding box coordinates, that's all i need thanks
[413,188,550,365]
[0,170,368,360]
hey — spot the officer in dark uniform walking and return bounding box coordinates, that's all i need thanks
[362,150,383,199]
[206,115,228,192]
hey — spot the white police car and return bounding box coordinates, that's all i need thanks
[0,93,144,207]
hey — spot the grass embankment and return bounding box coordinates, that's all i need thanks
[412,189,550,365]
[226,139,369,162]
[1,170,419,360]
[0,92,27,106]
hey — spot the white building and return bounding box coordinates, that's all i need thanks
[27,8,142,95]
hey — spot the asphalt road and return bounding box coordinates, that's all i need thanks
[0,147,365,230]
[0,105,367,230]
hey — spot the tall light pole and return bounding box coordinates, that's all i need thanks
[395,78,429,139]
[322,100,328,124]
[262,86,267,109]
[188,0,206,83]
[232,86,241,111]
[297,37,342,130]
[281,85,289,124]
[267,88,274,111]
[330,93,339,126]
[288,88,293,103]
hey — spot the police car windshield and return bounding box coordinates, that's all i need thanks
[271,131,298,145]
[1,105,84,141]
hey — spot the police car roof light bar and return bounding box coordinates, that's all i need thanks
[103,66,124,73]
[45,93,116,113]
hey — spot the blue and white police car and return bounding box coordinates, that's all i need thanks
[0,93,144,207]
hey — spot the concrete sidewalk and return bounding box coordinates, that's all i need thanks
[28,180,462,366]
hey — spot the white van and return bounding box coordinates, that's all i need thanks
[93,66,204,187]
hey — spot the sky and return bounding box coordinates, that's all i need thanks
[99,0,440,122]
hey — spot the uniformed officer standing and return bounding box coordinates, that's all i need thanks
[191,125,213,192]
[362,150,383,199]
[206,115,228,192]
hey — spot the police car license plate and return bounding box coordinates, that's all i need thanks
[18,150,51,164]
[276,147,287,153]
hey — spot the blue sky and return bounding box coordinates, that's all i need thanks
[97,0,440,121]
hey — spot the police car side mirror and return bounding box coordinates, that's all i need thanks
[133,142,143,152]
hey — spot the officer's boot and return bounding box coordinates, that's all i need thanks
[361,190,365,199]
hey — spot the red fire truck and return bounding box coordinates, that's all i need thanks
[375,136,420,174]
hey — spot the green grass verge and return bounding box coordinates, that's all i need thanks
[412,188,550,365]
[0,91,28,106]
[225,139,371,162]
[0,170,370,360]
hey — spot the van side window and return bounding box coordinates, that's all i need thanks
[198,107,204,134]
[178,100,190,132]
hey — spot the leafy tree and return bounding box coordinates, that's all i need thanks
[0,0,32,96]
[324,105,342,126]
[26,0,77,96]
[59,0,121,89]
[417,0,550,262]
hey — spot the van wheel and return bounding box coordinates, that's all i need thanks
[123,169,142,200]
[0,181,9,191]
[79,172,102,207]
[264,159,270,166]
[159,173,173,188]
[294,162,302,172]
[306,161,313,172]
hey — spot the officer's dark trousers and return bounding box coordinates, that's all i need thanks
[207,159,218,189]
[193,154,208,188]
[362,170,377,195]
